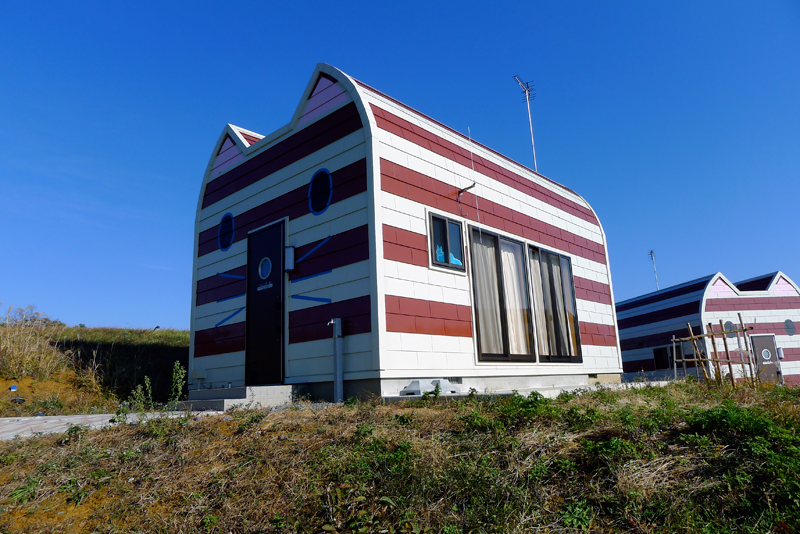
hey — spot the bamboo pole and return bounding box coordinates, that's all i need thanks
[672,336,678,380]
[707,323,723,385]
[739,313,757,386]
[686,323,711,381]
[680,339,688,378]
[719,320,736,387]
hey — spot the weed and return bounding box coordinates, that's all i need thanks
[458,410,505,434]
[354,423,375,438]
[559,499,594,530]
[235,412,267,434]
[563,406,602,429]
[61,424,89,445]
[129,376,155,413]
[167,360,186,408]
[582,437,637,465]
[393,413,415,427]
[67,487,91,506]
[8,476,39,504]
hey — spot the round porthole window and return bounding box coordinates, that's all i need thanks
[308,169,333,215]
[218,213,235,251]
[258,257,272,280]
[762,349,772,361]
[785,319,796,336]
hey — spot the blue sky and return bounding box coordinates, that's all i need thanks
[2,1,799,328]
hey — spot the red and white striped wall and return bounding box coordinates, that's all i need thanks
[190,66,375,389]
[354,77,622,393]
[190,63,624,395]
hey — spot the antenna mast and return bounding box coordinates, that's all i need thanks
[649,250,659,290]
[513,75,538,173]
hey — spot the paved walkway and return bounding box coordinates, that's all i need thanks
[0,412,220,440]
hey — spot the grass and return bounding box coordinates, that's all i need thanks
[0,304,188,416]
[0,381,798,533]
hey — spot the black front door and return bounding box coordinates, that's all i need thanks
[246,222,284,385]
[750,335,781,384]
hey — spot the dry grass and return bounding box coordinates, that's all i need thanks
[1,382,798,533]
[0,305,75,381]
[0,305,116,416]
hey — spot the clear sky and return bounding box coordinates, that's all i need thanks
[2,1,799,329]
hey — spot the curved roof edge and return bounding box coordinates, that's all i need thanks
[616,273,716,308]
[617,270,800,311]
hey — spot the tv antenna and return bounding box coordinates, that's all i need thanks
[649,250,659,290]
[513,75,538,173]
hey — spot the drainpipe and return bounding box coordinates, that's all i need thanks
[328,318,343,402]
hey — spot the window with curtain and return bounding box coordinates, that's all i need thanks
[430,214,465,271]
[529,248,582,362]
[470,228,534,361]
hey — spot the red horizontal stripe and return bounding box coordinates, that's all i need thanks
[194,322,246,358]
[198,158,367,257]
[195,225,370,304]
[780,348,800,362]
[383,224,428,267]
[203,102,362,208]
[195,337,245,358]
[196,297,374,355]
[704,296,800,312]
[288,296,371,344]
[371,104,597,225]
[289,225,370,281]
[381,160,606,264]
[385,295,472,337]
[578,322,617,347]
[196,266,247,306]
[573,276,612,306]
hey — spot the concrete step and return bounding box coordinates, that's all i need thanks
[183,385,293,411]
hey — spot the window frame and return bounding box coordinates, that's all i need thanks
[429,213,466,272]
[529,246,583,364]
[469,226,536,363]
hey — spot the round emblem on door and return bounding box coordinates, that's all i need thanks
[762,349,772,361]
[258,257,272,280]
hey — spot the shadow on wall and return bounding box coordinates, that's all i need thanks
[57,329,189,403]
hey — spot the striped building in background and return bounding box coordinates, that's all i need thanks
[189,63,622,399]
[617,271,800,384]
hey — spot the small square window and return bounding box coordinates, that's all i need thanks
[430,214,465,271]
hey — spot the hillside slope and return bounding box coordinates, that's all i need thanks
[1,383,798,533]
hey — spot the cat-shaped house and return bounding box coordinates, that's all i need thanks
[189,64,622,400]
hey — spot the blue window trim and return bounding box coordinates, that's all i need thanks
[308,168,333,216]
[218,213,235,251]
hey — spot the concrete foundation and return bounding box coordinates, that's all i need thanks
[181,385,293,411]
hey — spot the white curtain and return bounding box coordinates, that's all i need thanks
[560,256,580,355]
[530,249,550,357]
[538,251,569,356]
[548,253,569,356]
[500,240,531,355]
[471,231,503,354]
